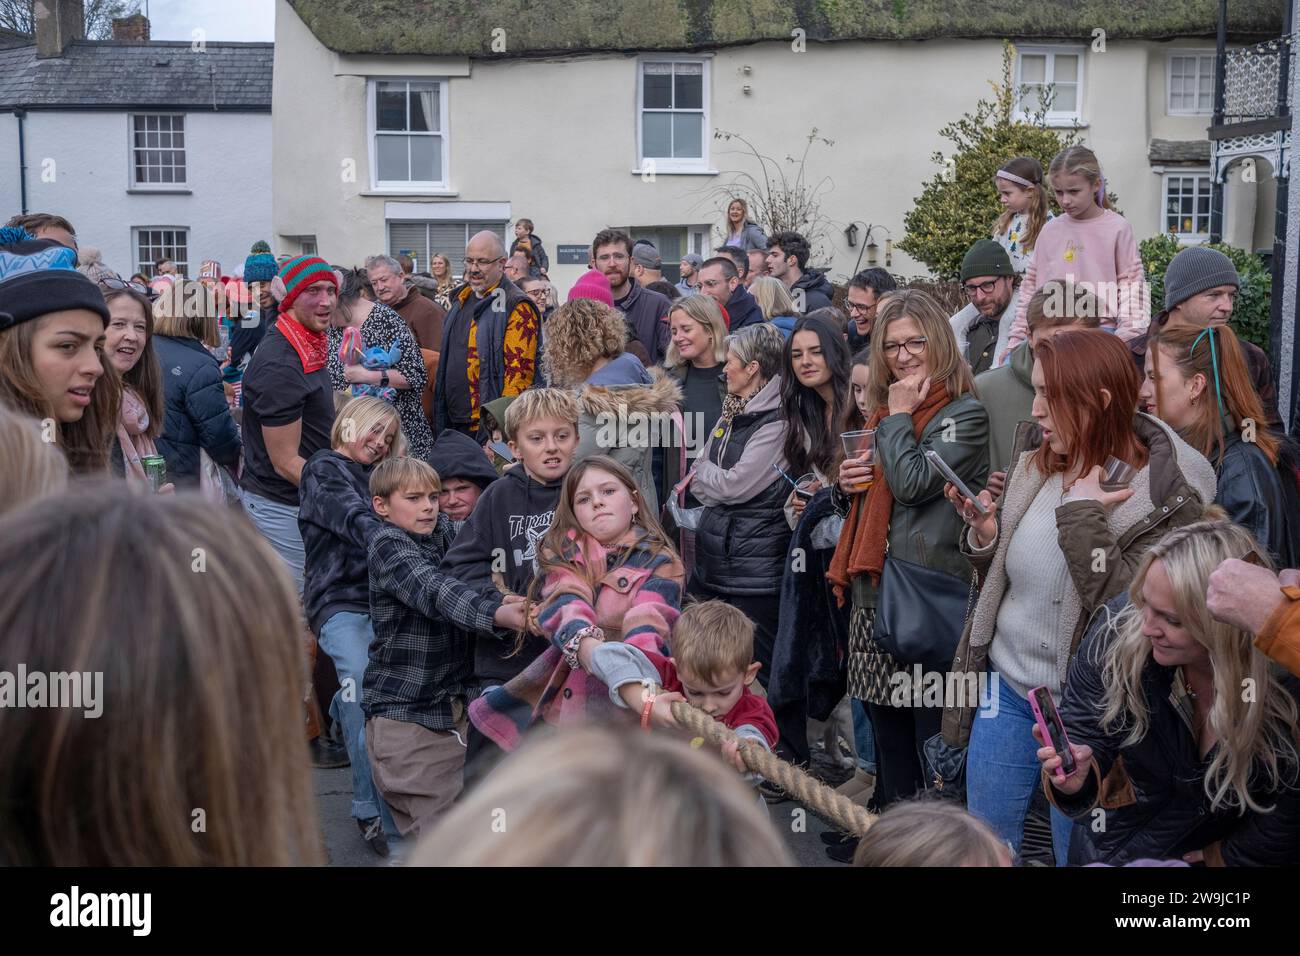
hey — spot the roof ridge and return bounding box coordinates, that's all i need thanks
[68,39,274,48]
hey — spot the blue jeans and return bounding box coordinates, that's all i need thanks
[851,698,877,774]
[241,490,306,597]
[967,673,1074,866]
[318,611,394,831]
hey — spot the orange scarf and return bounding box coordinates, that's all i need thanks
[827,380,953,605]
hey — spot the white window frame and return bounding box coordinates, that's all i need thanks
[687,226,710,257]
[132,226,190,277]
[367,78,451,192]
[1166,50,1217,116]
[129,113,187,188]
[1014,45,1085,125]
[1161,169,1213,244]
[635,56,711,174]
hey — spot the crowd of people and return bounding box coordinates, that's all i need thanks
[2,140,1300,869]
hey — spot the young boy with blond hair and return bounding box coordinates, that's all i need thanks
[440,388,582,684]
[439,388,582,783]
[363,457,526,837]
[588,599,779,768]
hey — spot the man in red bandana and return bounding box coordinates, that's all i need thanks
[239,256,347,767]
[239,255,339,590]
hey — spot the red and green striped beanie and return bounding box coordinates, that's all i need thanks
[276,255,339,314]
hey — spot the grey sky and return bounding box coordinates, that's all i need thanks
[145,0,275,42]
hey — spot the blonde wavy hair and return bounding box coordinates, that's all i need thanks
[411,725,793,866]
[542,298,628,387]
[749,275,797,320]
[1096,520,1300,814]
[664,294,728,368]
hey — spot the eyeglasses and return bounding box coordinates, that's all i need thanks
[594,253,629,264]
[881,337,928,358]
[463,257,504,269]
[962,278,1003,297]
[846,300,875,315]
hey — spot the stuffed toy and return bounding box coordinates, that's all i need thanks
[339,327,401,402]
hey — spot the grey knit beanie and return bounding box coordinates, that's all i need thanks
[1163,246,1239,311]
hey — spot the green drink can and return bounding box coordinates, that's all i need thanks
[142,455,167,491]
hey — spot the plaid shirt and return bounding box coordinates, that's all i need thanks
[364,516,502,732]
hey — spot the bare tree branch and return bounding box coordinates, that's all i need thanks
[0,0,142,40]
[693,127,837,265]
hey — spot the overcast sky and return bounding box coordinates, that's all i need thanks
[145,0,275,42]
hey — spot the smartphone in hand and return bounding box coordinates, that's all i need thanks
[1029,685,1077,780]
[924,450,988,515]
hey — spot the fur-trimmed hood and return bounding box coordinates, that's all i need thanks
[576,366,683,417]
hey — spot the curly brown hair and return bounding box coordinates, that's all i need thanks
[542,298,629,387]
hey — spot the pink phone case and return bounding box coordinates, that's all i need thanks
[1028,685,1076,780]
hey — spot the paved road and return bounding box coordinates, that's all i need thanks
[315,766,847,867]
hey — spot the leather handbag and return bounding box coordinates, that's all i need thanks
[873,554,976,671]
[922,731,967,799]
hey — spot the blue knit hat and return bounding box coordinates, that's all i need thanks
[0,234,109,331]
[243,240,277,284]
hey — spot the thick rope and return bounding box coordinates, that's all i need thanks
[669,699,876,838]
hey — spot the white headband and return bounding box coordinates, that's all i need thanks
[996,169,1035,188]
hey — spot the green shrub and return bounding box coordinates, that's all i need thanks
[1138,233,1272,350]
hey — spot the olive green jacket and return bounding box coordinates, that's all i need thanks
[941,413,1218,748]
[849,393,990,607]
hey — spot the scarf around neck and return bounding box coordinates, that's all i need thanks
[276,314,329,374]
[826,379,954,604]
[116,386,158,486]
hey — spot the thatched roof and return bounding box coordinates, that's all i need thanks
[287,0,1284,57]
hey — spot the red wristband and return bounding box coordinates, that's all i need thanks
[640,691,656,730]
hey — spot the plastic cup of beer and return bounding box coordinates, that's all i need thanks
[841,429,876,492]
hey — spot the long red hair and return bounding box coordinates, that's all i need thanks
[1033,330,1147,477]
[1149,323,1277,467]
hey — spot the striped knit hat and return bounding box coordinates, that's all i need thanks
[273,255,339,314]
[243,241,278,284]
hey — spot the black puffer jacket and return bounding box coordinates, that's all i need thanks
[1214,428,1299,567]
[1051,595,1300,866]
[690,375,791,595]
[153,334,241,484]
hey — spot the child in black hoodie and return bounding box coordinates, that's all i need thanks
[427,427,500,521]
[439,388,582,686]
[440,388,581,786]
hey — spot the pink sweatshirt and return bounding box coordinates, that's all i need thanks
[1005,208,1150,354]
